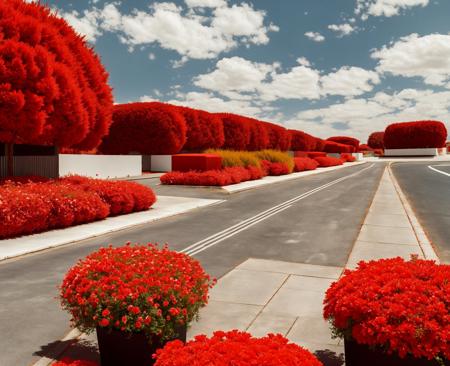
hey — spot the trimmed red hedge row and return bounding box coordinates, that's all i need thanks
[358,144,373,152]
[384,121,447,149]
[306,152,327,158]
[294,157,319,172]
[314,156,344,167]
[327,136,360,151]
[172,154,222,172]
[262,122,291,151]
[324,141,353,153]
[99,102,187,155]
[289,130,317,151]
[216,113,252,151]
[0,177,156,238]
[341,153,356,162]
[367,131,385,149]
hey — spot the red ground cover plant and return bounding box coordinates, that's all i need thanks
[61,176,156,215]
[384,121,447,149]
[294,157,319,172]
[261,161,291,176]
[60,244,213,341]
[289,130,317,151]
[340,153,356,162]
[178,107,224,151]
[53,358,98,366]
[262,122,291,151]
[327,136,360,151]
[0,0,113,150]
[99,102,187,155]
[323,141,353,153]
[314,156,344,167]
[154,330,323,366]
[324,258,450,361]
[367,131,385,149]
[160,166,265,186]
[215,113,251,151]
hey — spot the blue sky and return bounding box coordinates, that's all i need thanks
[44,0,450,140]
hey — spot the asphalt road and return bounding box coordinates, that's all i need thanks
[392,162,450,261]
[0,162,384,366]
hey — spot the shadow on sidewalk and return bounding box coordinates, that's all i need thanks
[315,349,345,366]
[34,338,99,363]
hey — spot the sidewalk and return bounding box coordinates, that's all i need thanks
[33,165,439,366]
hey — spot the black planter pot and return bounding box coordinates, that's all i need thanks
[96,325,187,366]
[344,339,449,366]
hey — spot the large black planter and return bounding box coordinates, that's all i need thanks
[96,325,187,366]
[345,339,449,366]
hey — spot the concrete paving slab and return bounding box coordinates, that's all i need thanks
[246,312,297,338]
[364,212,411,228]
[237,258,342,279]
[0,196,224,261]
[284,275,335,293]
[358,224,418,245]
[209,269,287,305]
[369,203,405,215]
[188,301,262,339]
[287,316,338,346]
[263,287,325,317]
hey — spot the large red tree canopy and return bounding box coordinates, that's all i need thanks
[99,102,187,155]
[367,131,385,149]
[384,121,447,149]
[0,0,113,149]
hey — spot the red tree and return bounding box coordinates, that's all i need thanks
[367,132,385,149]
[327,136,360,151]
[0,0,113,150]
[384,121,447,149]
[178,107,224,151]
[247,118,270,151]
[324,141,353,153]
[289,130,317,151]
[215,113,251,151]
[261,122,291,151]
[99,102,187,155]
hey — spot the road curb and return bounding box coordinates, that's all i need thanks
[32,329,81,366]
[388,163,440,262]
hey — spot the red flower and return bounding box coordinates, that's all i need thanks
[99,318,109,327]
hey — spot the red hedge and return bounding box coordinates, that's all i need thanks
[247,118,270,151]
[178,107,224,151]
[262,122,291,151]
[314,156,344,167]
[289,130,317,151]
[99,102,187,155]
[215,113,251,151]
[367,131,385,149]
[384,121,447,149]
[341,153,356,162]
[358,144,373,152]
[294,157,319,172]
[306,152,327,158]
[172,154,222,172]
[324,141,353,153]
[160,166,265,186]
[327,136,360,150]
[0,0,113,150]
[314,138,326,152]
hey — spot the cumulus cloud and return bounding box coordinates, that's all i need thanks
[321,67,380,97]
[372,33,450,86]
[356,0,429,19]
[57,1,277,60]
[328,23,355,37]
[304,31,325,42]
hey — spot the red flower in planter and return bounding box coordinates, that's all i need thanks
[60,244,213,341]
[324,258,450,360]
[53,358,98,366]
[154,330,323,365]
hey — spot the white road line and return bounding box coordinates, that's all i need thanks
[428,165,450,177]
[182,163,374,257]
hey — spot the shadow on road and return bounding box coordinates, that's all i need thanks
[315,349,345,366]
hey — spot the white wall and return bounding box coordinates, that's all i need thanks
[151,155,172,172]
[384,148,438,157]
[59,154,142,179]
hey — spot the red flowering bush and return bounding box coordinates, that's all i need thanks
[384,121,447,149]
[60,244,213,341]
[314,156,344,167]
[160,166,264,186]
[53,358,98,366]
[294,157,319,172]
[327,136,360,151]
[99,102,187,155]
[215,113,251,151]
[154,330,323,366]
[289,130,317,151]
[367,132,385,149]
[178,107,224,151]
[324,258,450,361]
[261,160,291,176]
[340,153,356,162]
[262,122,291,151]
[324,141,353,153]
[0,0,113,149]
[61,176,156,215]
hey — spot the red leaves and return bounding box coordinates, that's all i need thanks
[60,244,213,341]
[289,130,317,151]
[217,113,252,151]
[99,102,187,155]
[323,141,353,153]
[172,154,222,172]
[262,121,291,151]
[0,0,113,149]
[314,156,344,167]
[384,121,447,149]
[340,153,356,162]
[367,132,385,149]
[53,358,98,366]
[0,177,156,238]
[324,258,450,360]
[294,157,319,172]
[327,136,360,151]
[154,330,323,366]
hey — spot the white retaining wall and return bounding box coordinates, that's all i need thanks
[384,148,438,157]
[151,155,172,172]
[59,154,142,179]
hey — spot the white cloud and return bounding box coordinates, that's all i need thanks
[184,0,226,8]
[321,67,380,97]
[328,23,355,37]
[60,8,102,42]
[372,33,450,86]
[305,31,325,42]
[356,0,429,19]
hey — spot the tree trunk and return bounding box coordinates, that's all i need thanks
[6,143,13,177]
